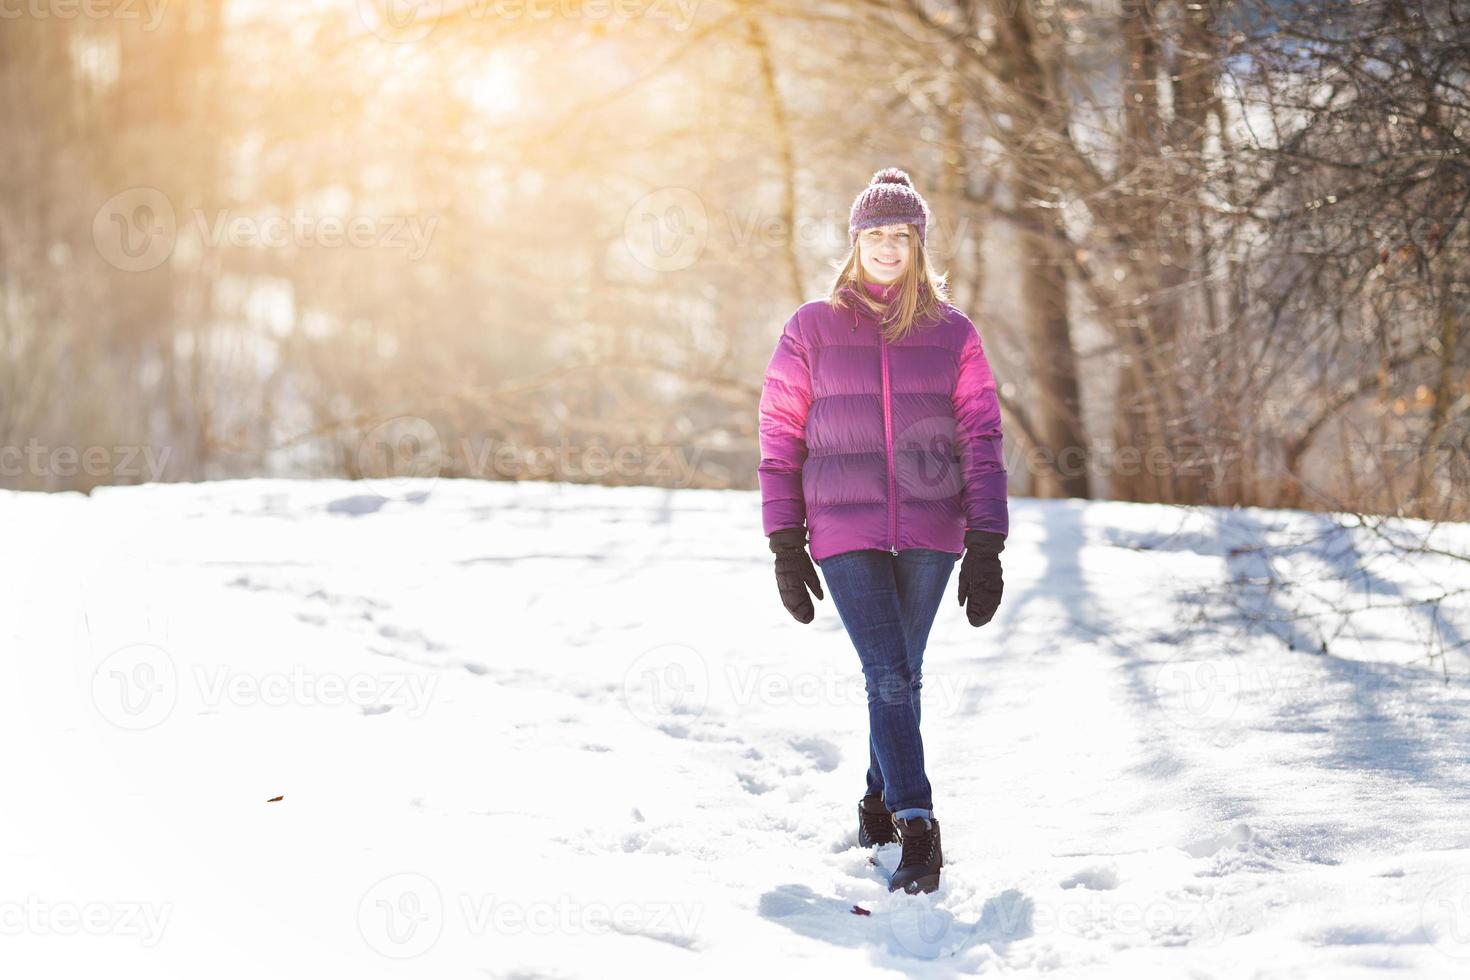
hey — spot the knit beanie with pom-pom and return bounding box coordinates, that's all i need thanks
[849,168,931,246]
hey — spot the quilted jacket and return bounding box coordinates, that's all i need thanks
[757,280,1008,562]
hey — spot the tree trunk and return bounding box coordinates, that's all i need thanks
[991,1,1090,500]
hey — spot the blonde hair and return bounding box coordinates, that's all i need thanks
[828,223,951,341]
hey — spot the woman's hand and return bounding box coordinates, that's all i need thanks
[957,530,1005,627]
[768,527,824,624]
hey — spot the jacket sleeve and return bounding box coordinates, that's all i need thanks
[952,320,1009,537]
[757,311,813,536]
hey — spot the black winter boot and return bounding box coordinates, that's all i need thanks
[888,816,942,894]
[857,793,898,847]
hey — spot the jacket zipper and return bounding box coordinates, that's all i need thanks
[879,328,898,556]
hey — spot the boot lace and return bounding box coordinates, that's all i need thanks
[861,806,896,842]
[899,821,936,867]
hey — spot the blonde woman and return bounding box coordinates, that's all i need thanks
[757,168,1008,895]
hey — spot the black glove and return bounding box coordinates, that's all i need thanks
[768,527,824,624]
[957,529,1005,627]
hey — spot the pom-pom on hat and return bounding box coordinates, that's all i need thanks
[849,167,931,246]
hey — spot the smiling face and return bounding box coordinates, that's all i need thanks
[857,223,914,284]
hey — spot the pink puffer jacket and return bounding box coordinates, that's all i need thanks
[757,281,1008,562]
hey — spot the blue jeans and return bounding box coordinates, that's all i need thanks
[816,547,959,820]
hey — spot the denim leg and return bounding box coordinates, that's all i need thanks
[861,548,958,806]
[895,547,960,721]
[820,548,948,814]
[866,732,885,799]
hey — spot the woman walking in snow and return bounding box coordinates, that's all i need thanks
[757,168,1009,895]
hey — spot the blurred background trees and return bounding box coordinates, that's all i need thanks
[2,0,1466,524]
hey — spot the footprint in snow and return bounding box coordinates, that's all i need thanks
[1060,864,1120,890]
[1183,822,1258,858]
[737,772,774,795]
[786,735,841,773]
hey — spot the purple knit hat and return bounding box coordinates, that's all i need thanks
[849,167,930,246]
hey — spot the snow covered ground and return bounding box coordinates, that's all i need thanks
[4,477,1470,978]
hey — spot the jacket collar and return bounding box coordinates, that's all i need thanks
[838,278,933,306]
[862,279,900,301]
[838,279,936,332]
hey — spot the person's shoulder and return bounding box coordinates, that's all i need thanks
[935,301,974,329]
[795,296,842,319]
[928,302,979,347]
[780,296,845,336]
